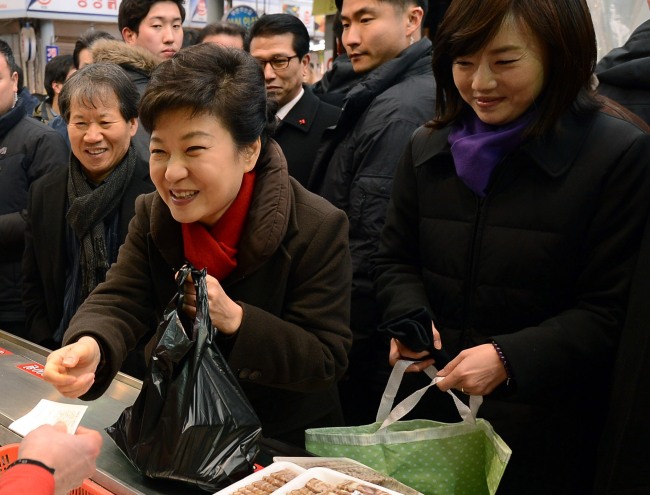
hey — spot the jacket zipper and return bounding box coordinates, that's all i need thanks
[460,157,512,348]
[461,195,486,349]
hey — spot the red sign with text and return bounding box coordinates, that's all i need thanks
[16,362,45,379]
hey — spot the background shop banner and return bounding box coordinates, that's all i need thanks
[1,0,204,23]
[0,0,28,14]
[231,0,320,36]
[190,0,207,24]
[224,5,259,30]
[27,0,118,16]
[312,0,335,16]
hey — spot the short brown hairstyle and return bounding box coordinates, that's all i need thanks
[431,0,600,136]
[139,43,276,150]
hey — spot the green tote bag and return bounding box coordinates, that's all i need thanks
[305,360,511,495]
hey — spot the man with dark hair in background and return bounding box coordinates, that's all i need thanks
[248,13,341,188]
[33,54,75,125]
[309,0,435,425]
[73,29,116,69]
[23,63,155,380]
[0,40,69,337]
[118,0,184,66]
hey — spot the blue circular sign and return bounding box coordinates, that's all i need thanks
[225,6,259,30]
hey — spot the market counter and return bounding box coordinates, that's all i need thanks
[0,330,211,495]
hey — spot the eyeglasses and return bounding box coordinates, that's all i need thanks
[254,55,299,71]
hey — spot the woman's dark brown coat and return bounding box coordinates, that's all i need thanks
[63,140,353,446]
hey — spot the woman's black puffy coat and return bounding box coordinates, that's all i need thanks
[374,108,650,494]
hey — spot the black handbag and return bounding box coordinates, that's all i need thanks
[106,265,262,492]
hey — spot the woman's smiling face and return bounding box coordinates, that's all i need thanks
[149,108,260,228]
[452,18,547,126]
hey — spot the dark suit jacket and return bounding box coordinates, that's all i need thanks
[272,86,340,189]
[22,152,154,349]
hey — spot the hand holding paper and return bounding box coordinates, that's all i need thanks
[9,399,88,437]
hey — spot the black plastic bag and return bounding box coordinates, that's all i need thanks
[106,265,262,492]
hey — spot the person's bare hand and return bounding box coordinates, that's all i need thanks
[18,422,103,495]
[435,343,507,395]
[43,336,101,398]
[180,272,243,335]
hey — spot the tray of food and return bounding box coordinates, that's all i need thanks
[271,467,407,495]
[213,461,306,495]
[273,457,422,495]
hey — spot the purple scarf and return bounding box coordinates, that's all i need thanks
[448,112,533,196]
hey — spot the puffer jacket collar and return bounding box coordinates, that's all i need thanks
[414,109,596,180]
[151,139,292,279]
[596,19,650,90]
[91,38,159,78]
[0,95,26,139]
[341,37,432,119]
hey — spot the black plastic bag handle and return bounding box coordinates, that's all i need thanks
[174,264,213,343]
[174,265,192,313]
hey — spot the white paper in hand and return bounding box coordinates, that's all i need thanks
[9,399,88,436]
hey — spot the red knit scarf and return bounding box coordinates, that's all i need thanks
[182,171,256,280]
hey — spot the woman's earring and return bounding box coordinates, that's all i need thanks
[409,35,415,46]
[12,92,17,108]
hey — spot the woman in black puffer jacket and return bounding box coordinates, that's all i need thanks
[373,0,650,493]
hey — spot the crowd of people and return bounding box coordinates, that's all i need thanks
[1,0,649,493]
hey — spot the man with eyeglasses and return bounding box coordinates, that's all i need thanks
[248,14,341,188]
[308,0,435,426]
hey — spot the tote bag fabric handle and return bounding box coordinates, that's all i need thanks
[377,360,483,430]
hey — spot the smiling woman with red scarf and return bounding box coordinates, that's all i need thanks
[41,43,353,448]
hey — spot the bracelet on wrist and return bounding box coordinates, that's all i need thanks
[491,340,513,386]
[9,458,55,475]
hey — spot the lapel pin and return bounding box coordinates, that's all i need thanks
[298,119,306,125]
